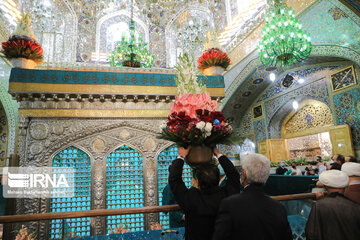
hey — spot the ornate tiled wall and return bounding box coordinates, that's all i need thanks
[301,0,360,52]
[0,104,7,166]
[0,59,18,160]
[253,119,266,142]
[236,63,360,157]
[333,87,360,146]
[264,78,331,130]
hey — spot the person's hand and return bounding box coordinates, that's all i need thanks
[316,181,324,188]
[315,192,325,200]
[178,147,190,158]
[213,148,221,157]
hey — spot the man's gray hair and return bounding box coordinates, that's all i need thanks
[241,153,271,184]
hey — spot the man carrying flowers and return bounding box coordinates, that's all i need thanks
[169,147,240,240]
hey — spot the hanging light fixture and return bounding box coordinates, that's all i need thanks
[108,0,154,68]
[258,0,312,67]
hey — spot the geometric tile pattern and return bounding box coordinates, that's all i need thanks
[106,145,144,233]
[50,146,91,239]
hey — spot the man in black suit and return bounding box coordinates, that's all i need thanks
[169,147,240,240]
[212,153,293,240]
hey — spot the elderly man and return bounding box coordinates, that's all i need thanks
[306,170,360,240]
[212,153,293,240]
[342,162,360,204]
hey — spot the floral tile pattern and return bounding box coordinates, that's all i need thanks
[253,119,266,142]
[333,87,360,146]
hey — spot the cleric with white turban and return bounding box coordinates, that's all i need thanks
[341,162,360,204]
[306,169,360,240]
[319,170,349,188]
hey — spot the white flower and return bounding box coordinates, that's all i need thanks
[205,122,212,133]
[159,121,167,132]
[196,121,206,131]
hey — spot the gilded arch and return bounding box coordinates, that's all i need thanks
[281,99,334,139]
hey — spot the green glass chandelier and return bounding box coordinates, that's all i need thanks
[109,1,154,68]
[258,0,312,67]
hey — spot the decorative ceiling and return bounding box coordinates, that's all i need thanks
[340,0,360,16]
[222,56,349,126]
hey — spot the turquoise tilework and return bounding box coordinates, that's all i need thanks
[253,119,266,142]
[333,87,360,146]
[9,68,225,88]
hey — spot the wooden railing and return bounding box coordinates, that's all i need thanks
[0,193,316,224]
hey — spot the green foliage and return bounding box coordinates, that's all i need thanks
[174,52,206,95]
[271,157,310,167]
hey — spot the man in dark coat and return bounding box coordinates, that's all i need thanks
[212,153,293,240]
[276,161,288,175]
[169,147,240,240]
[342,162,360,204]
[162,183,185,228]
[306,170,360,240]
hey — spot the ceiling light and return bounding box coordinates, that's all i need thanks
[292,100,299,110]
[298,78,304,84]
[269,72,276,82]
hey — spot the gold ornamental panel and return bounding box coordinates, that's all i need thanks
[282,100,333,139]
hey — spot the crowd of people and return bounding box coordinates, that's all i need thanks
[167,148,360,240]
[275,154,358,176]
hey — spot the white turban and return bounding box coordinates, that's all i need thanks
[319,170,349,188]
[342,162,360,177]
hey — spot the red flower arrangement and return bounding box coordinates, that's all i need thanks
[197,48,231,70]
[1,35,43,63]
[158,53,234,149]
[159,93,233,148]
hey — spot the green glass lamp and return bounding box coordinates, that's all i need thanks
[258,0,312,67]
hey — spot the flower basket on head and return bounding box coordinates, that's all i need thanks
[158,53,234,165]
[1,13,43,68]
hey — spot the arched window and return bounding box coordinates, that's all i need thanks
[166,9,212,67]
[50,146,91,239]
[106,145,144,232]
[95,11,148,63]
[157,144,192,229]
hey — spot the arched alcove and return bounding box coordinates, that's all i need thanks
[165,7,213,67]
[281,99,333,139]
[96,10,149,58]
[269,98,333,139]
[23,0,77,63]
[106,145,144,232]
[50,146,92,239]
[274,99,334,160]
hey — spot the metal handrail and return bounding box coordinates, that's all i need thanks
[0,193,316,223]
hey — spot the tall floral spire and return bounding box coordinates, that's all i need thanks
[12,13,37,40]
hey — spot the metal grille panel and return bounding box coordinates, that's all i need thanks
[50,146,91,239]
[106,145,144,233]
[157,144,192,229]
